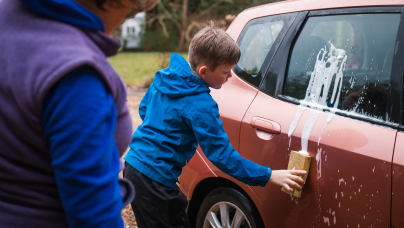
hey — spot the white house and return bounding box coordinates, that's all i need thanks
[121,12,146,49]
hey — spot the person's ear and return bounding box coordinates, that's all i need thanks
[198,66,208,79]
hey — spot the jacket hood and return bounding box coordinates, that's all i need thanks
[153,53,210,97]
[19,0,104,31]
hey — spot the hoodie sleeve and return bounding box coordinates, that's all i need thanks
[184,94,271,187]
[42,65,123,228]
[138,85,152,121]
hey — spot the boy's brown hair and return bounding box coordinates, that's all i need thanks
[189,21,241,71]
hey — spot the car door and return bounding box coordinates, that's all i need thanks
[237,7,404,227]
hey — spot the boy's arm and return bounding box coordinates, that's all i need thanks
[186,97,306,190]
[185,96,271,187]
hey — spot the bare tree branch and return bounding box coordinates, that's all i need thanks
[158,15,169,38]
[185,21,204,42]
[193,0,229,21]
[154,0,233,51]
[147,15,159,27]
[168,1,182,15]
[158,0,182,32]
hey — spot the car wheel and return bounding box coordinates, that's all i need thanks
[195,187,264,228]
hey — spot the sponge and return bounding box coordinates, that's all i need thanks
[281,150,311,198]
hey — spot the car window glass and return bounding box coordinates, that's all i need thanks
[234,13,298,87]
[238,21,283,75]
[284,14,400,121]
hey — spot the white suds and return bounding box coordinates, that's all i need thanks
[323,217,330,226]
[316,148,322,180]
[287,42,347,159]
[299,150,309,156]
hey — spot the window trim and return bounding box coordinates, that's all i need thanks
[308,6,401,16]
[259,11,308,95]
[278,95,400,129]
[260,6,404,126]
[394,7,404,128]
[233,12,299,88]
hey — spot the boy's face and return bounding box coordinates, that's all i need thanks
[198,64,234,89]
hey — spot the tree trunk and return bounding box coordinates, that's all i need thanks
[176,0,188,52]
[176,31,186,52]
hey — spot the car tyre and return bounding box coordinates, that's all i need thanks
[195,187,264,228]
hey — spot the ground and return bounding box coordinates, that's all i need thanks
[122,204,137,228]
[121,85,146,228]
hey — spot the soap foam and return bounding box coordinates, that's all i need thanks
[298,150,310,156]
[288,42,347,153]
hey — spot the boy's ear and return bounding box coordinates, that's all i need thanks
[198,66,208,79]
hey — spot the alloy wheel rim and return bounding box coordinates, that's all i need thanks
[203,201,252,228]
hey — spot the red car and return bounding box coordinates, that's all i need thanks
[178,0,404,227]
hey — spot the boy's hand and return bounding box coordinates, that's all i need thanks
[268,170,307,191]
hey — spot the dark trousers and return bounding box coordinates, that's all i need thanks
[123,163,190,228]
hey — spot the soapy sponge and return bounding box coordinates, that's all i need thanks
[281,150,312,198]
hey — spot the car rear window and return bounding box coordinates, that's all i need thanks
[284,13,400,121]
[234,12,298,87]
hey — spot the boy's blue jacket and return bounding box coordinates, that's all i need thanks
[125,53,271,188]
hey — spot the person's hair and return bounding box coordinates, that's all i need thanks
[94,0,157,12]
[188,21,241,71]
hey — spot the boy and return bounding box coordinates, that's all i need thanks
[123,22,306,228]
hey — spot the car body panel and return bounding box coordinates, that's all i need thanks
[209,70,260,150]
[240,91,395,227]
[392,132,404,227]
[179,149,217,197]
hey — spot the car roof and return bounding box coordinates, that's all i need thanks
[228,0,403,40]
[242,0,402,16]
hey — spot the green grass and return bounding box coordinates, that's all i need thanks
[108,52,188,87]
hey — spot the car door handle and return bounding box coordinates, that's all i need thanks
[250,117,281,134]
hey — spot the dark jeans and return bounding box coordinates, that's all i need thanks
[123,163,190,228]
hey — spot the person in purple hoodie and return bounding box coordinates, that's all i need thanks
[0,0,157,227]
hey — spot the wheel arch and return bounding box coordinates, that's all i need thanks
[187,177,264,227]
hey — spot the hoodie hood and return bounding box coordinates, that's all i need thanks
[19,0,104,31]
[153,53,210,97]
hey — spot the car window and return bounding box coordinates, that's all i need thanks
[234,13,298,87]
[284,13,400,121]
